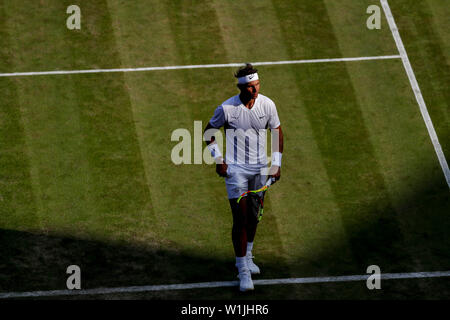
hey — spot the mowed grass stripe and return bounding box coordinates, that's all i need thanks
[211,0,291,62]
[164,1,229,66]
[106,0,180,68]
[106,0,218,246]
[11,77,98,233]
[273,0,412,271]
[388,0,450,165]
[322,0,397,57]
[106,0,178,239]
[0,4,39,229]
[66,0,157,241]
[1,1,79,232]
[0,0,125,72]
[0,82,39,229]
[1,0,78,231]
[426,0,450,65]
[2,1,156,241]
[106,0,240,258]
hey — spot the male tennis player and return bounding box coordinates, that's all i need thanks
[204,64,284,291]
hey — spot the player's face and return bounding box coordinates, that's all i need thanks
[240,80,260,99]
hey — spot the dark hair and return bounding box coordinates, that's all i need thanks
[234,63,258,78]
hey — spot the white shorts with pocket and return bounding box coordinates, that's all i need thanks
[224,165,268,199]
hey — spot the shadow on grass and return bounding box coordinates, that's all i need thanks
[0,229,233,293]
[283,171,450,300]
[0,174,448,299]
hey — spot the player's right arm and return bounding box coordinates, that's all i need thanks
[204,106,228,177]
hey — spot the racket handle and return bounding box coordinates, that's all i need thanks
[265,177,276,187]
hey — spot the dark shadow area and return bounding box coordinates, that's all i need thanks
[1,169,449,300]
[284,170,450,300]
[0,229,229,292]
[0,227,291,297]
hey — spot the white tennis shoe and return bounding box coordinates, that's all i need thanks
[237,267,254,292]
[246,252,261,275]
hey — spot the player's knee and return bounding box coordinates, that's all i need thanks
[231,197,253,233]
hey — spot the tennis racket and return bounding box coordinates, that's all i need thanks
[237,177,275,222]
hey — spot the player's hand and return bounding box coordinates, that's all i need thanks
[271,165,281,182]
[216,160,228,178]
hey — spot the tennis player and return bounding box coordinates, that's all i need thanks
[204,64,284,291]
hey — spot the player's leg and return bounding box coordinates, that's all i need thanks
[229,197,248,258]
[225,169,254,291]
[229,197,253,291]
[244,173,267,275]
[245,193,260,272]
[246,193,259,243]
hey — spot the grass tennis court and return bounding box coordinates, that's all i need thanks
[0,0,449,299]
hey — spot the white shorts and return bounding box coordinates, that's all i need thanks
[225,165,268,199]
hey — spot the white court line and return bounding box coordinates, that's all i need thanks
[0,270,449,299]
[0,55,400,77]
[381,0,450,189]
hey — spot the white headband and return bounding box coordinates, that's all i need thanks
[237,73,259,84]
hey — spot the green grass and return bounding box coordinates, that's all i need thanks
[0,0,449,299]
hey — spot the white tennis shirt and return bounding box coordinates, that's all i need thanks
[209,94,281,173]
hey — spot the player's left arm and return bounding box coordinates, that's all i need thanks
[270,125,283,181]
[267,99,283,180]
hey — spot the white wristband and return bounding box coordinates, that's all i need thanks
[207,143,222,159]
[272,152,282,167]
